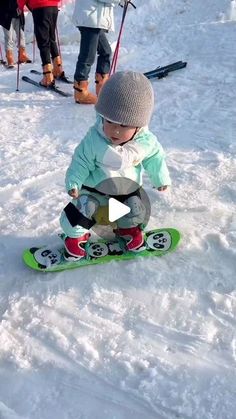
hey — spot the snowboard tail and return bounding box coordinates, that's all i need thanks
[23,228,181,273]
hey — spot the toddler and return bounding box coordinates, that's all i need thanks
[60,71,171,259]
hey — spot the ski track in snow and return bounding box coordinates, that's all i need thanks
[0,0,236,418]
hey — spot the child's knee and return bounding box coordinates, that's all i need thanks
[60,210,87,238]
[78,194,99,219]
[60,194,100,237]
[125,196,145,216]
[117,195,146,228]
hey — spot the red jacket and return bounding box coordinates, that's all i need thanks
[17,0,60,11]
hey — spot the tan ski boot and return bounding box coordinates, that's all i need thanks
[74,80,97,104]
[95,73,109,96]
[40,63,54,87]
[53,56,64,79]
[6,50,14,67]
[19,47,32,63]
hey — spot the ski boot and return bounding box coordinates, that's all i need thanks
[95,73,109,96]
[114,226,146,252]
[74,80,97,104]
[19,47,32,64]
[6,50,14,68]
[40,63,54,87]
[64,233,90,261]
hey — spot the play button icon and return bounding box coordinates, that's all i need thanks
[90,176,151,239]
[108,197,131,222]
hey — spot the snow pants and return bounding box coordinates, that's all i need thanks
[60,188,146,238]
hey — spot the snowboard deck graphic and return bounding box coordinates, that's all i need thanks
[23,228,181,273]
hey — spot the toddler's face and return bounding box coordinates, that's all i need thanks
[103,119,137,145]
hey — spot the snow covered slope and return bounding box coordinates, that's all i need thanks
[0,0,235,418]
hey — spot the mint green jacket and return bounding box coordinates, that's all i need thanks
[65,117,171,193]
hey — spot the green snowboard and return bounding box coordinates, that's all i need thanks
[22,228,181,273]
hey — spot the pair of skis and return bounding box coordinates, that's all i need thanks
[144,60,187,79]
[22,69,73,97]
[30,69,73,84]
[21,60,187,97]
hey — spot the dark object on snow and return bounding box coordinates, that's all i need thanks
[144,61,187,79]
[30,69,73,84]
[22,75,72,97]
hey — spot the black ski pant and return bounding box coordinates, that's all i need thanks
[74,27,111,82]
[32,6,59,66]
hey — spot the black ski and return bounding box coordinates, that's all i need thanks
[22,76,72,97]
[0,59,15,69]
[30,69,73,84]
[144,61,183,76]
[144,61,187,79]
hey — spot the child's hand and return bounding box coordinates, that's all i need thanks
[68,188,79,198]
[157,186,168,192]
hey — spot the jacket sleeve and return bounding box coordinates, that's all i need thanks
[65,130,96,192]
[17,0,26,11]
[136,133,171,188]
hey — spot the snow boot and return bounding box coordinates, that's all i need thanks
[40,63,54,87]
[64,233,90,260]
[114,226,145,252]
[6,50,14,67]
[95,73,109,96]
[52,55,64,79]
[74,80,97,105]
[19,47,32,63]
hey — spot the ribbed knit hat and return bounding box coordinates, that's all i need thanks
[95,71,154,127]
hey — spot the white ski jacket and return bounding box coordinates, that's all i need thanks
[72,0,121,31]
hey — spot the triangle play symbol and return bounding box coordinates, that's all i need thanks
[108,197,131,222]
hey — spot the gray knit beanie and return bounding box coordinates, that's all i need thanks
[95,71,154,127]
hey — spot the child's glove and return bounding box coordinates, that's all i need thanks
[68,188,79,198]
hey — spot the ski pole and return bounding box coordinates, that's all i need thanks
[0,43,6,64]
[109,0,136,76]
[55,23,62,59]
[109,2,128,76]
[32,35,36,63]
[16,17,22,91]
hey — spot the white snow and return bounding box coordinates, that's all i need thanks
[0,0,236,418]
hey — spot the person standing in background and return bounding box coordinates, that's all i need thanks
[72,0,122,105]
[0,0,31,67]
[17,0,65,86]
